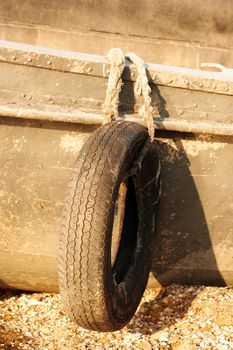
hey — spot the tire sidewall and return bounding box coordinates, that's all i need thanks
[104,135,160,329]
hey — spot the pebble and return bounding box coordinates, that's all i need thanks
[138,340,152,350]
[40,327,51,335]
[98,337,110,344]
[158,332,169,342]
[216,314,233,326]
[0,285,232,350]
[150,330,169,341]
[173,341,197,350]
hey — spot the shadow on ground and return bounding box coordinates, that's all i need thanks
[127,284,201,335]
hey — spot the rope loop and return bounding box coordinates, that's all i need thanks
[102,48,125,124]
[126,52,154,141]
[102,49,154,141]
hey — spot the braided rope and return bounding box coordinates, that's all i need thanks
[102,48,125,124]
[102,49,154,141]
[126,52,154,141]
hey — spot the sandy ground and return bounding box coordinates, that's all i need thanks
[0,284,233,350]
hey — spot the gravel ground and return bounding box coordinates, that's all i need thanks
[0,284,232,350]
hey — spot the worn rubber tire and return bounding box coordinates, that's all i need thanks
[59,121,161,331]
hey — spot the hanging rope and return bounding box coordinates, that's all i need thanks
[102,48,125,124]
[102,48,154,141]
[126,52,154,141]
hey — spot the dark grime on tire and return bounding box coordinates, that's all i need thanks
[59,121,161,331]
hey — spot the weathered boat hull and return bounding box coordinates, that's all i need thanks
[0,39,233,291]
[1,119,233,292]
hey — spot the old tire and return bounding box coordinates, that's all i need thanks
[59,121,161,331]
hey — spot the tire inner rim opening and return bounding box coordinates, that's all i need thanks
[111,177,139,285]
[111,181,128,267]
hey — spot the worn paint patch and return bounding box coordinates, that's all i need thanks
[182,139,226,157]
[158,137,227,163]
[59,134,84,153]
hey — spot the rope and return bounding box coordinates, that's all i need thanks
[126,52,154,141]
[102,49,154,141]
[102,48,125,124]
